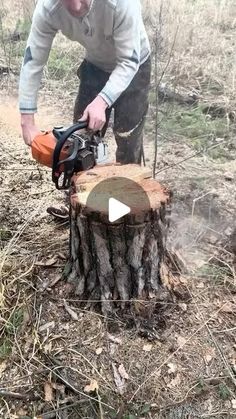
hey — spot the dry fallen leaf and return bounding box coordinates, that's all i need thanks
[177,335,187,347]
[167,362,178,375]
[47,274,62,289]
[63,300,79,321]
[0,361,7,379]
[57,252,67,260]
[44,381,54,402]
[205,354,213,364]
[221,302,235,314]
[96,347,103,355]
[143,344,153,352]
[36,257,58,267]
[179,276,188,286]
[179,303,188,312]
[204,347,216,364]
[39,321,55,333]
[16,409,28,416]
[232,399,236,409]
[196,282,205,289]
[84,379,99,393]
[167,373,181,388]
[232,360,236,374]
[118,364,129,380]
[109,343,116,356]
[43,341,52,354]
[112,363,126,395]
[107,334,122,344]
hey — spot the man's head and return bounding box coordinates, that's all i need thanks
[62,0,92,17]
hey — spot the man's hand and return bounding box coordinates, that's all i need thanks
[21,114,41,146]
[80,96,108,131]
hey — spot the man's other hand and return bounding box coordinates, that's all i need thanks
[80,96,108,131]
[21,114,40,146]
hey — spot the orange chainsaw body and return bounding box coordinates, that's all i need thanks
[30,122,106,189]
[31,131,68,168]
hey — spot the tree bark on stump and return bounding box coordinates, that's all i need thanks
[68,164,173,315]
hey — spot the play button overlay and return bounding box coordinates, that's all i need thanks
[109,198,130,223]
[84,175,151,224]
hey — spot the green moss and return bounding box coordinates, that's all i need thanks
[15,17,32,40]
[6,308,24,335]
[159,104,229,141]
[197,263,232,285]
[0,338,12,360]
[218,383,231,400]
[146,100,235,160]
[0,228,11,241]
[0,308,24,360]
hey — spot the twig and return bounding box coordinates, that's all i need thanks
[40,413,56,419]
[157,26,179,88]
[33,355,115,410]
[155,139,230,176]
[153,8,179,178]
[205,325,236,388]
[16,258,36,281]
[68,348,115,392]
[96,389,104,419]
[0,389,39,401]
[63,299,79,321]
[38,399,90,419]
[187,284,236,388]
[215,327,236,333]
[153,8,160,179]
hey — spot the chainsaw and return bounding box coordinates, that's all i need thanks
[31,121,108,190]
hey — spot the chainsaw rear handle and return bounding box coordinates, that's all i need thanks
[52,121,88,186]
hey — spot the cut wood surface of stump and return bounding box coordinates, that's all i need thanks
[68,164,172,315]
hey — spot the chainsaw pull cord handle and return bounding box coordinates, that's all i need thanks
[52,121,88,185]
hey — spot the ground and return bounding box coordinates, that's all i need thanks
[0,0,236,418]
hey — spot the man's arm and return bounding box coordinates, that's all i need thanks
[81,0,148,130]
[99,0,149,107]
[19,2,58,145]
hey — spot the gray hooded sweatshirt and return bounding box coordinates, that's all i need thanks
[19,0,151,113]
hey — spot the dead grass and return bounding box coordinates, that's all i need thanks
[0,0,236,417]
[142,0,236,105]
[0,95,235,418]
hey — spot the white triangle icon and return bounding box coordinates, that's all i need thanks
[109,198,130,223]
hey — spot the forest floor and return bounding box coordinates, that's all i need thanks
[0,75,235,418]
[0,0,236,415]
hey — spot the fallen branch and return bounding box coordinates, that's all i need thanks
[158,83,199,105]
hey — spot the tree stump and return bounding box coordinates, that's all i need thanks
[68,164,173,315]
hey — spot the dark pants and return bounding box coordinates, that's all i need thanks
[73,57,151,164]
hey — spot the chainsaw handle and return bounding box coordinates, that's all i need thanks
[52,121,88,187]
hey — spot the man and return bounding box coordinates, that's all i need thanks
[19,0,151,164]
